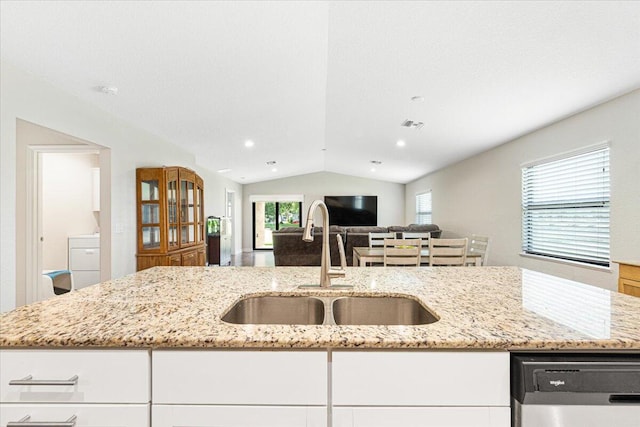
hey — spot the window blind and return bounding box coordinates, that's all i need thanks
[416,191,432,224]
[522,146,610,266]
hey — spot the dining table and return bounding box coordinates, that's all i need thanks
[352,246,482,267]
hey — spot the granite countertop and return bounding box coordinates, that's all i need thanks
[1,266,639,350]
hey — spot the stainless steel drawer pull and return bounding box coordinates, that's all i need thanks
[8,374,79,386]
[7,415,77,427]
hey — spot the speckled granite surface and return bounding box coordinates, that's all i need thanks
[1,266,639,349]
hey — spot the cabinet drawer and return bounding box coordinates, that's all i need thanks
[619,278,640,297]
[153,405,326,427]
[70,248,100,270]
[153,350,326,405]
[334,406,510,427]
[620,264,640,281]
[0,350,150,403]
[0,403,149,427]
[333,351,509,406]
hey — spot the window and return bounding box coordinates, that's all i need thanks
[522,145,610,267]
[415,191,432,224]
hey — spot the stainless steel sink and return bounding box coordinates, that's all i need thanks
[221,296,325,325]
[221,295,439,326]
[332,296,438,325]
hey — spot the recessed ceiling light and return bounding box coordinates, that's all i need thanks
[370,160,382,165]
[396,140,406,147]
[266,160,276,166]
[217,168,231,173]
[245,140,255,147]
[271,168,278,172]
[370,168,376,172]
[411,95,424,102]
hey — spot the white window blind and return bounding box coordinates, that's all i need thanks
[522,146,610,267]
[416,191,432,224]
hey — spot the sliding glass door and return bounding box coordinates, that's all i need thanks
[253,201,302,250]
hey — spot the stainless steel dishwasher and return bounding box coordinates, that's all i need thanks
[511,353,640,427]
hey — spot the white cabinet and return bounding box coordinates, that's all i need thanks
[332,351,510,427]
[153,350,327,405]
[153,405,326,427]
[1,404,149,426]
[0,349,150,426]
[68,235,100,289]
[333,407,510,427]
[152,350,327,427]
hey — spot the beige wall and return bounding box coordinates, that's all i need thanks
[406,89,640,290]
[242,171,405,251]
[1,61,242,312]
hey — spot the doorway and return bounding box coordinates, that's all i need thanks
[17,120,111,306]
[252,201,302,250]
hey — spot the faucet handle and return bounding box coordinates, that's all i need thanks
[336,234,347,270]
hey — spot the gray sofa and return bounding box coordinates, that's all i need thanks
[272,224,441,266]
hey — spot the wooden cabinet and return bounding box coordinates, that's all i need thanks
[136,167,205,271]
[618,261,640,297]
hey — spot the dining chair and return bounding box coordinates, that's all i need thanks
[383,238,421,267]
[428,238,468,266]
[466,234,489,266]
[401,232,430,248]
[368,232,396,248]
[402,232,431,265]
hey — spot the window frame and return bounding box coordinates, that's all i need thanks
[521,143,610,268]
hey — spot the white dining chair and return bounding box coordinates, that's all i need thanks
[383,238,421,267]
[428,238,468,266]
[466,234,489,266]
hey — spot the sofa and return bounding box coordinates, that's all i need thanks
[272,224,441,266]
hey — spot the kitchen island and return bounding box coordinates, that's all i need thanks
[1,266,639,427]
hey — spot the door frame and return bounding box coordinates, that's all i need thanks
[252,201,303,251]
[26,144,110,304]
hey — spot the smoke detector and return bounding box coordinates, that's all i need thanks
[99,86,118,95]
[266,160,276,166]
[401,119,424,129]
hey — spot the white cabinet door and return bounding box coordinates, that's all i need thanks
[152,405,326,427]
[332,351,510,406]
[0,404,149,426]
[334,407,510,427]
[0,349,150,403]
[153,350,326,405]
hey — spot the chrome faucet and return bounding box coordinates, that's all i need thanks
[302,200,347,288]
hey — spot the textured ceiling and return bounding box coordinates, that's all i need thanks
[2,1,639,183]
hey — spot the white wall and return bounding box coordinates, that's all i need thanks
[42,152,99,270]
[242,171,405,251]
[405,89,640,290]
[1,61,242,312]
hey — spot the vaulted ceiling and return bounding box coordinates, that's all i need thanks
[2,1,639,183]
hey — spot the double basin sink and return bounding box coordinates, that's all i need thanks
[221,295,439,326]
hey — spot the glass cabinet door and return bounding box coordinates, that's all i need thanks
[166,170,179,250]
[140,178,161,249]
[180,173,196,246]
[196,178,204,243]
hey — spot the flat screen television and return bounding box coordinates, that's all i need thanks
[324,196,377,226]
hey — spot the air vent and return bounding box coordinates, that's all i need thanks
[401,119,424,130]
